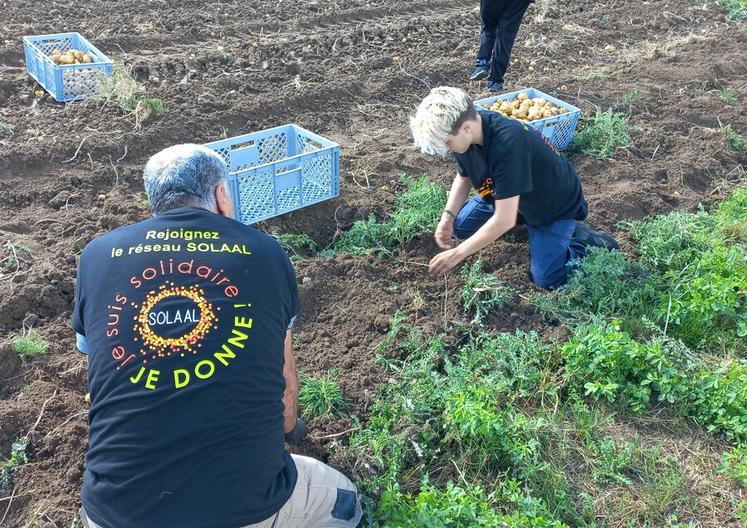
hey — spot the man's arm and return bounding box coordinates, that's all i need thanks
[429,195,519,274]
[435,174,473,249]
[282,329,299,434]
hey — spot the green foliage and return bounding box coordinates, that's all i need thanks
[1,437,29,487]
[561,322,690,413]
[718,445,747,488]
[717,87,740,106]
[325,175,446,256]
[299,369,348,419]
[716,0,747,20]
[11,329,49,356]
[99,69,165,126]
[571,108,632,159]
[721,123,747,156]
[378,480,568,528]
[621,89,641,107]
[272,231,317,259]
[460,259,516,325]
[589,437,635,485]
[688,360,747,440]
[534,248,657,326]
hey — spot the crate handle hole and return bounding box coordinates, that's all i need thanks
[231,140,256,150]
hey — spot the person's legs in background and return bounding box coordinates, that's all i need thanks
[470,0,499,81]
[488,0,531,90]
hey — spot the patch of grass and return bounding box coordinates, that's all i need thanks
[571,108,632,158]
[621,89,642,107]
[99,68,165,128]
[720,122,747,156]
[460,259,516,326]
[11,329,49,357]
[299,370,348,419]
[324,175,446,256]
[716,0,747,20]
[1,437,29,488]
[717,87,740,106]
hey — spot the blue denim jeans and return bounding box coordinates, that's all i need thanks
[453,196,586,289]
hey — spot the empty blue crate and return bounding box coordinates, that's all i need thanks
[205,125,340,225]
[23,32,113,102]
[475,88,581,150]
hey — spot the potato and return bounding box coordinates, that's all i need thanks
[499,101,511,113]
[527,107,541,120]
[82,53,93,63]
[531,97,548,107]
[516,92,529,102]
[509,99,521,110]
[58,53,75,65]
[513,108,528,120]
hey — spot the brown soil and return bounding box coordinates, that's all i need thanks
[0,0,745,526]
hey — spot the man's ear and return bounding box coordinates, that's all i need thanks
[215,182,235,219]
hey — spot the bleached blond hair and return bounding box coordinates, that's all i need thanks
[409,86,476,156]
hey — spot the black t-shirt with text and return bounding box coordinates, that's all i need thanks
[73,207,299,528]
[454,110,587,226]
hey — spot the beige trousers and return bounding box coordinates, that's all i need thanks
[81,455,362,528]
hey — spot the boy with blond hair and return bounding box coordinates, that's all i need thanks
[410,86,617,289]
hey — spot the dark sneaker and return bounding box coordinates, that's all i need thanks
[573,222,619,251]
[486,81,503,92]
[469,64,490,81]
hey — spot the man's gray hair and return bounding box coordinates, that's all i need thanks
[143,144,230,215]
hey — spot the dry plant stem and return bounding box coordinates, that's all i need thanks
[309,425,361,440]
[26,389,58,438]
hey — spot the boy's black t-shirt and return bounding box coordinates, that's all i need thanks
[72,207,300,528]
[453,110,587,226]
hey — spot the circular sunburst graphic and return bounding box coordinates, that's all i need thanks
[132,282,218,360]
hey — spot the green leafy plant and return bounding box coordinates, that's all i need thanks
[720,122,747,156]
[299,369,348,419]
[325,175,446,256]
[715,0,747,20]
[1,437,29,487]
[99,68,165,128]
[460,259,516,325]
[621,89,641,107]
[718,445,747,488]
[717,87,740,106]
[12,329,49,356]
[571,108,632,158]
[272,231,317,259]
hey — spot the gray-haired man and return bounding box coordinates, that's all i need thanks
[73,144,362,528]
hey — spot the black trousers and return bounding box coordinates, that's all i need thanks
[476,0,532,83]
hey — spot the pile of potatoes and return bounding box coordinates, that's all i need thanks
[48,48,94,65]
[488,92,566,122]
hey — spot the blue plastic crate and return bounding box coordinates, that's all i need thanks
[23,32,113,102]
[205,124,340,225]
[475,88,581,150]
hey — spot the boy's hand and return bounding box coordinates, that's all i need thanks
[429,247,464,275]
[434,217,455,249]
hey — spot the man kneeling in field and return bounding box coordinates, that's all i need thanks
[410,86,618,288]
[73,144,362,528]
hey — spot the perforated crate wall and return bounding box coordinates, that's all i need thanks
[205,124,340,225]
[475,88,581,150]
[23,32,113,102]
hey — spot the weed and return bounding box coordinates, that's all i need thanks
[571,108,632,158]
[1,437,29,487]
[589,436,635,485]
[717,87,740,106]
[11,329,49,356]
[460,259,516,325]
[621,89,641,107]
[720,122,747,155]
[0,121,15,136]
[272,231,317,258]
[716,0,747,20]
[718,445,747,488]
[299,370,348,419]
[99,68,165,128]
[325,175,446,256]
